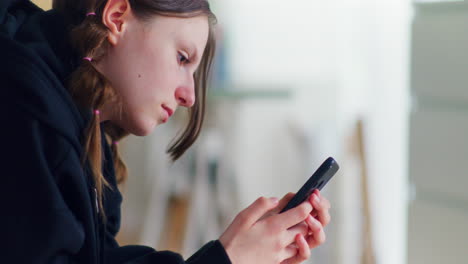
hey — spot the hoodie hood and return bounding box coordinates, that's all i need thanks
[0,0,91,153]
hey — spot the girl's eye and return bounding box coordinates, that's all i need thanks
[178,53,190,64]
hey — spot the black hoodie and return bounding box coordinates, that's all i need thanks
[0,1,231,263]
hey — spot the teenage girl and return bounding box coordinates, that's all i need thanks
[0,0,332,263]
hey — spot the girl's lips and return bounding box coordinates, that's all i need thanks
[161,105,173,123]
[162,105,174,117]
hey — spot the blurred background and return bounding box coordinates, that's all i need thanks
[34,0,468,263]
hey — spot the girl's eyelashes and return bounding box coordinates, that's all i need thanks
[178,52,190,64]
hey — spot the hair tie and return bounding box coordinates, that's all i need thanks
[113,141,119,145]
[86,12,96,17]
[94,109,100,115]
[83,57,93,62]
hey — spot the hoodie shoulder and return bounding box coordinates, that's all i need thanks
[0,0,41,36]
[0,33,87,153]
[1,1,90,154]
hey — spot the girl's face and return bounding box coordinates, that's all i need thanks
[96,0,209,136]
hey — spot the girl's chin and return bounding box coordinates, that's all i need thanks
[127,118,158,137]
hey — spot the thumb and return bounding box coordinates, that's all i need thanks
[239,197,279,228]
[273,192,296,214]
[259,192,296,221]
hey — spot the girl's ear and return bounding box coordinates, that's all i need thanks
[101,0,132,46]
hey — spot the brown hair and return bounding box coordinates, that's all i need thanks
[52,0,217,219]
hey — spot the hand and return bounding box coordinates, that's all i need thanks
[281,189,332,264]
[219,196,313,264]
[307,189,331,247]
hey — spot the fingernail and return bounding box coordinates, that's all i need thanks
[314,194,320,203]
[270,197,279,204]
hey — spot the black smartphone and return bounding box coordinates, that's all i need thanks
[279,157,339,213]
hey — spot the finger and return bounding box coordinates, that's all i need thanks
[274,201,312,229]
[260,193,296,221]
[288,222,308,235]
[314,189,320,197]
[237,196,279,228]
[280,244,299,264]
[305,215,326,248]
[274,192,296,214]
[281,234,311,264]
[296,234,311,262]
[310,193,331,227]
[285,222,308,246]
[315,189,331,209]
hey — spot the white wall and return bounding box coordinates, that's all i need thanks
[337,1,411,264]
[218,1,411,264]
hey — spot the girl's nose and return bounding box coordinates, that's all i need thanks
[175,77,195,107]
